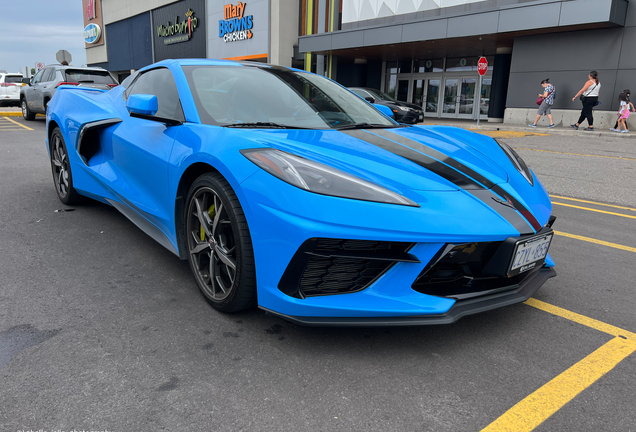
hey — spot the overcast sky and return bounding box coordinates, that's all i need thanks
[0,1,87,74]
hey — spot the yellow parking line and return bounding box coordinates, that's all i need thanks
[552,202,636,220]
[2,116,33,131]
[481,337,636,432]
[550,195,636,212]
[514,147,636,161]
[525,298,636,339]
[554,231,636,253]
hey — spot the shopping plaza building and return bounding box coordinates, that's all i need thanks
[84,0,635,124]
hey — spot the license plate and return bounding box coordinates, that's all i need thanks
[508,233,552,276]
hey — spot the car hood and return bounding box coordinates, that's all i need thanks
[249,125,508,193]
[395,101,422,110]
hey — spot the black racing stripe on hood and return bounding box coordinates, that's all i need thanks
[340,129,535,235]
[340,129,482,190]
[375,129,542,233]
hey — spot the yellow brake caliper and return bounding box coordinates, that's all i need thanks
[200,204,216,241]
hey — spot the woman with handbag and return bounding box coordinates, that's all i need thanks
[571,71,600,131]
[529,79,555,128]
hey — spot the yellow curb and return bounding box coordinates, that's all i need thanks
[0,112,44,117]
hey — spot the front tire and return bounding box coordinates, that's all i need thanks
[185,173,256,312]
[50,128,81,204]
[22,99,35,120]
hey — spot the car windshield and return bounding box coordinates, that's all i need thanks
[182,65,397,129]
[65,69,116,84]
[4,75,22,84]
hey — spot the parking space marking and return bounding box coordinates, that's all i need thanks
[550,195,636,212]
[482,337,636,432]
[554,231,636,253]
[514,147,636,162]
[525,298,636,340]
[482,299,636,431]
[1,116,33,131]
[552,202,636,220]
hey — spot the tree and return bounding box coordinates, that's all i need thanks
[31,68,35,75]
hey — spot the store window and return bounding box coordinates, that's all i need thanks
[413,59,443,73]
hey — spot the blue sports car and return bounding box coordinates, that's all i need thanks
[46,59,556,326]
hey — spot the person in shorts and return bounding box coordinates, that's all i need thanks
[611,89,634,132]
[616,91,630,133]
[529,79,555,128]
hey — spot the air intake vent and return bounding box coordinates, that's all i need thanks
[279,238,418,299]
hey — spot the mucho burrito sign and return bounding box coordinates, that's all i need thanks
[157,9,199,45]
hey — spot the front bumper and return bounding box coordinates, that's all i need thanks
[262,267,556,326]
[240,167,553,321]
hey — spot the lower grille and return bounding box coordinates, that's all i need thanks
[279,238,418,299]
[412,241,541,299]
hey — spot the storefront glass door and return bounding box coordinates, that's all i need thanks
[442,79,458,115]
[441,77,478,118]
[479,78,492,119]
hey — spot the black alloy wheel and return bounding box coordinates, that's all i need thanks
[22,99,35,120]
[50,127,81,204]
[185,173,256,312]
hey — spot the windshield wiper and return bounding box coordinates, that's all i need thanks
[335,123,400,130]
[77,80,95,83]
[225,122,303,129]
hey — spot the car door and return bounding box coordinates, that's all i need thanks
[25,68,45,111]
[101,67,185,238]
[35,68,56,112]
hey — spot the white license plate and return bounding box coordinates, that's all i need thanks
[509,234,552,275]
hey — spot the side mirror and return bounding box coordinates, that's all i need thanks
[365,96,375,103]
[374,104,394,118]
[22,78,31,85]
[126,94,158,116]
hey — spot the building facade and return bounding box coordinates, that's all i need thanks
[298,0,633,123]
[83,0,300,81]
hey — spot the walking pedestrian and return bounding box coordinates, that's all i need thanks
[571,71,600,131]
[529,79,555,128]
[610,89,634,131]
[614,92,631,133]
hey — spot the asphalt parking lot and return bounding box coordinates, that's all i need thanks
[0,115,634,431]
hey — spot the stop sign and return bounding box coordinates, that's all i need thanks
[477,57,488,76]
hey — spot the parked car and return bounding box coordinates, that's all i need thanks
[0,73,24,107]
[47,58,555,325]
[20,64,118,120]
[349,87,424,124]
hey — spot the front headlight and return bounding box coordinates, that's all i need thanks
[397,106,411,112]
[496,140,534,186]
[242,148,419,207]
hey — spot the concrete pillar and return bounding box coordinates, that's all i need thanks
[488,47,512,123]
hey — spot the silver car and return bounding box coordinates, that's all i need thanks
[20,64,118,120]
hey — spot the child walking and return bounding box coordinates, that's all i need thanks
[615,92,630,133]
[611,89,634,132]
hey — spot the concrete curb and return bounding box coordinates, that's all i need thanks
[0,112,44,117]
[421,121,636,140]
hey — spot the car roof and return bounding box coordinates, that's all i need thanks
[350,87,380,92]
[139,58,298,73]
[43,64,109,72]
[0,73,23,76]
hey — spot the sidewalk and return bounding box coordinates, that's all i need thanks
[418,118,636,139]
[0,107,26,117]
